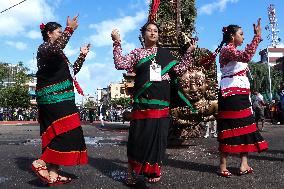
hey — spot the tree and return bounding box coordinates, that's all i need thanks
[249,62,282,100]
[110,97,131,108]
[0,63,30,108]
[0,63,9,86]
[84,99,97,109]
[0,85,30,109]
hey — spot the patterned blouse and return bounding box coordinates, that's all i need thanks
[220,35,262,68]
[37,26,86,77]
[113,41,193,80]
[219,35,262,97]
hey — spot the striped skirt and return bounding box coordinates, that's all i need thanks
[217,92,268,153]
[37,80,88,166]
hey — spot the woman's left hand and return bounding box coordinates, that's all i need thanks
[187,38,197,53]
[80,43,91,55]
[253,18,262,37]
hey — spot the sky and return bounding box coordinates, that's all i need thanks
[0,0,284,102]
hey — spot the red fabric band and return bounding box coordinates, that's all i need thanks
[219,141,268,153]
[131,108,169,120]
[218,108,252,119]
[41,113,81,149]
[41,147,88,166]
[128,159,161,177]
[218,123,258,140]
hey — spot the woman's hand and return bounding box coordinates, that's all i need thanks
[187,38,197,53]
[253,18,261,37]
[67,14,79,30]
[111,29,121,42]
[80,43,90,56]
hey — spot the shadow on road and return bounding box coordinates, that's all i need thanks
[248,152,284,162]
[164,158,221,174]
[14,157,47,187]
[196,148,284,162]
[88,156,149,188]
[266,149,284,154]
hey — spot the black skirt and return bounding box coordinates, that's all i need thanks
[37,80,88,166]
[128,117,170,178]
[217,92,268,153]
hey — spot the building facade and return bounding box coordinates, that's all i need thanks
[108,82,130,100]
[27,74,37,105]
[259,47,284,66]
[1,63,21,87]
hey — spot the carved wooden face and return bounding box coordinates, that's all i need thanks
[180,70,206,101]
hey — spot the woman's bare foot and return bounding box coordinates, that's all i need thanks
[219,163,228,173]
[49,170,69,182]
[239,153,252,174]
[239,166,253,175]
[240,165,249,171]
[148,177,161,183]
[48,170,71,186]
[31,159,50,182]
[240,163,253,172]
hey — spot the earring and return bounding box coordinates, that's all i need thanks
[139,35,145,48]
[230,36,234,43]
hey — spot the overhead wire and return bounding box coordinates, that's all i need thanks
[0,0,28,14]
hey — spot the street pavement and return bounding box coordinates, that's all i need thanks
[0,121,283,189]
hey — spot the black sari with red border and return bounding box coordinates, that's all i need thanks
[128,47,177,178]
[36,27,88,166]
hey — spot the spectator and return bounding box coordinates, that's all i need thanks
[269,100,280,125]
[98,104,106,127]
[252,91,266,131]
[204,119,217,138]
[278,82,284,124]
[0,107,3,121]
[89,108,94,123]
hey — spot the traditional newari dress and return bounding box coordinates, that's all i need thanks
[36,26,88,165]
[113,41,192,178]
[217,36,268,153]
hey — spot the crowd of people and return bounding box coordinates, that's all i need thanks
[79,105,131,124]
[1,91,283,125]
[0,107,38,121]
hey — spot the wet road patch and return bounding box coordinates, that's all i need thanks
[0,136,127,147]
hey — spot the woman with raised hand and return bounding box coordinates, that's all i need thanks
[111,22,195,185]
[31,15,89,186]
[216,18,268,177]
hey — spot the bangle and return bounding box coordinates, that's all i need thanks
[79,52,86,57]
[113,40,121,44]
[65,26,74,34]
[254,35,263,41]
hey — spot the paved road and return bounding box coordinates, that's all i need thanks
[0,122,283,189]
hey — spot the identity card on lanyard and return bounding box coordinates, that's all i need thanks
[149,55,161,81]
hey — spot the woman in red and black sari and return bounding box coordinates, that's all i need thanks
[31,15,89,186]
[111,22,194,185]
[216,19,268,177]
